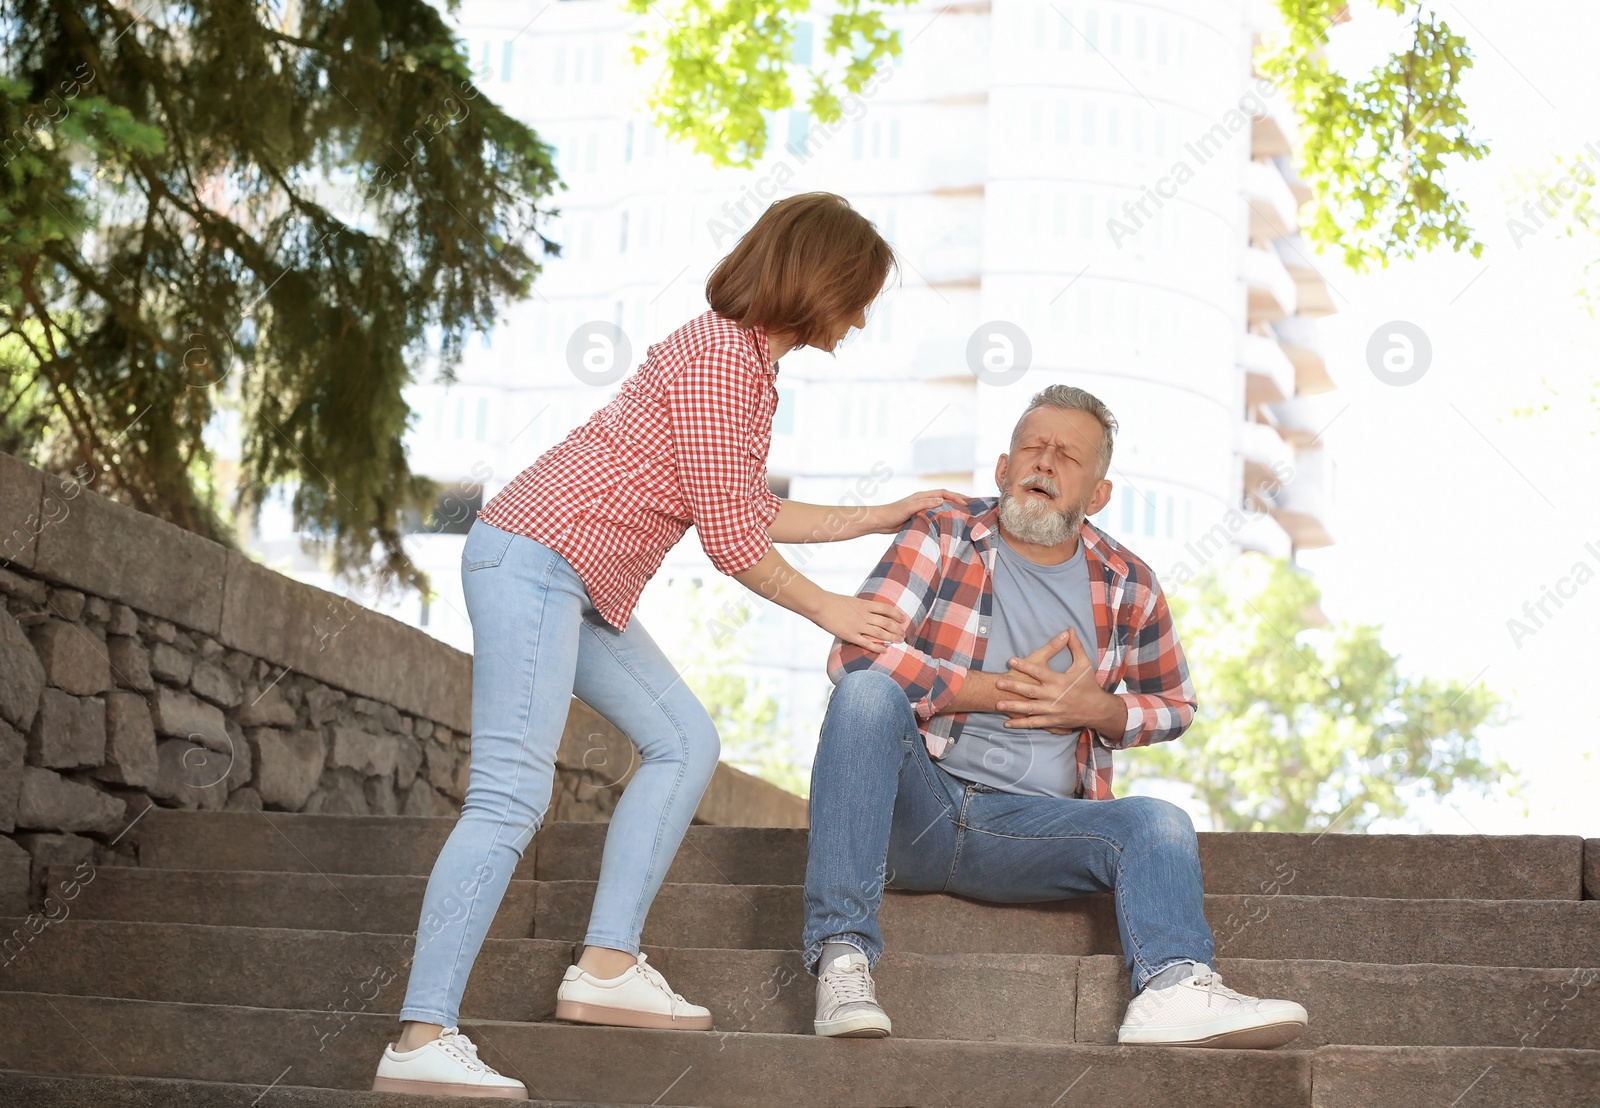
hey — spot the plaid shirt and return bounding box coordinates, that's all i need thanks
[478,309,783,632]
[826,496,1196,800]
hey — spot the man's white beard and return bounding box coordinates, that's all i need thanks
[998,471,1086,547]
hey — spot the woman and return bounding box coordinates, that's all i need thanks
[372,192,962,1098]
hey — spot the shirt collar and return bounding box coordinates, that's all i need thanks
[750,320,777,376]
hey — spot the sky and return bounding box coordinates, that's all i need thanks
[1286,0,1599,835]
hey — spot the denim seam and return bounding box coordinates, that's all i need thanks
[578,618,693,948]
[433,540,560,1018]
[943,786,980,892]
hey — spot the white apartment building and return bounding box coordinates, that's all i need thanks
[248,0,1340,772]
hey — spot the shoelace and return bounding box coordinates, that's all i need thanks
[633,954,690,1017]
[435,1027,493,1073]
[1186,971,1255,1009]
[824,960,877,1006]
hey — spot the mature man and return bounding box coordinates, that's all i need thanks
[801,384,1308,1048]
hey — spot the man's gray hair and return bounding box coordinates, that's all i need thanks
[1011,384,1118,481]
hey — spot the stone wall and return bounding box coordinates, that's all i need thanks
[0,451,806,915]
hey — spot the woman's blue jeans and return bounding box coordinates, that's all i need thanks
[398,518,721,1027]
[801,669,1214,995]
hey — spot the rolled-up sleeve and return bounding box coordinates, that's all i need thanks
[1104,582,1197,750]
[665,346,777,576]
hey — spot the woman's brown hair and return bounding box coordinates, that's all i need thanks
[705,192,898,352]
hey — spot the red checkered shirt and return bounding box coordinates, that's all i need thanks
[826,497,1197,800]
[478,309,783,632]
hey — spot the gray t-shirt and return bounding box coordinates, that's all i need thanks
[937,527,1098,798]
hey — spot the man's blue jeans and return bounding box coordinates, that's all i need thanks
[801,669,1214,994]
[397,518,721,1027]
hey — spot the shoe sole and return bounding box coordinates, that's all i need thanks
[554,997,713,1031]
[815,1013,893,1038]
[1119,1017,1307,1050]
[371,1076,528,1099]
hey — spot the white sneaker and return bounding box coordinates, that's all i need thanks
[553,952,713,1031]
[814,949,892,1038]
[370,1026,528,1099]
[1117,964,1307,1049]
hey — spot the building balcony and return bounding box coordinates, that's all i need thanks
[1236,418,1294,502]
[1234,507,1293,559]
[1271,314,1336,395]
[1242,245,1297,324]
[1273,154,1314,210]
[1245,159,1300,245]
[1271,445,1335,549]
[1250,90,1299,160]
[1266,392,1340,449]
[1271,234,1338,317]
[1240,331,1297,409]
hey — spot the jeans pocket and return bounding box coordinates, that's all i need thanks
[462,521,516,571]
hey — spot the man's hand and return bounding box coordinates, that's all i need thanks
[995,627,1123,735]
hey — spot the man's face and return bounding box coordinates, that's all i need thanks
[994,407,1112,547]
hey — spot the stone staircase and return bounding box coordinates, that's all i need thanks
[1,810,1596,1106]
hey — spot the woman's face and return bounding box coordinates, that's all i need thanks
[828,305,869,350]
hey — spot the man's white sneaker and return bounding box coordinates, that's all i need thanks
[371,1026,528,1099]
[814,948,892,1038]
[1117,964,1307,1049]
[553,952,713,1031]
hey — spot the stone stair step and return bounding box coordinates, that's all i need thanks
[1073,956,1600,1050]
[0,1071,630,1108]
[535,881,1600,967]
[0,919,1076,1043]
[42,865,535,938]
[54,864,1600,968]
[0,991,1309,1107]
[534,822,1586,902]
[1310,1045,1600,1108]
[9,917,1599,1049]
[129,811,1588,901]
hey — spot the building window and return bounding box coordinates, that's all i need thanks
[619,211,629,253]
[476,397,489,441]
[501,41,514,82]
[787,109,811,156]
[792,21,814,64]
[1121,486,1134,532]
[624,120,634,162]
[1081,102,1096,146]
[1166,494,1174,538]
[1144,491,1156,535]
